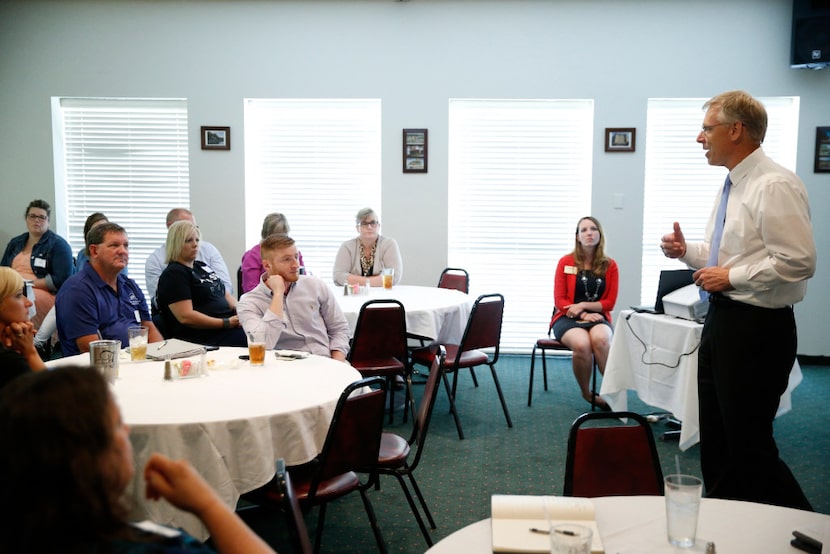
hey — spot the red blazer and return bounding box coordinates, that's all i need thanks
[550,253,619,328]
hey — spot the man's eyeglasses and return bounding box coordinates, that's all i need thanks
[701,122,733,134]
[26,214,48,221]
[359,220,380,228]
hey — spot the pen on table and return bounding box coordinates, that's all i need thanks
[530,527,577,536]
[157,339,168,351]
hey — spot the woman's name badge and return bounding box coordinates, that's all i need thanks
[564,265,578,275]
[33,258,47,268]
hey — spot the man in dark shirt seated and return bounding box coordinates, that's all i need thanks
[56,223,162,356]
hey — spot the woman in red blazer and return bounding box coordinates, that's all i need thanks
[550,216,619,409]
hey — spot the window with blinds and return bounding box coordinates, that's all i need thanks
[640,97,800,303]
[243,99,382,282]
[51,97,191,299]
[448,99,594,352]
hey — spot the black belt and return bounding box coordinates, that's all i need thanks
[709,292,791,312]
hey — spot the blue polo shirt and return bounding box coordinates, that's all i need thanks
[55,263,152,356]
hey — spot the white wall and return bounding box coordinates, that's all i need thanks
[1,0,828,354]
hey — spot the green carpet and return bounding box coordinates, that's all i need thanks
[240,355,830,553]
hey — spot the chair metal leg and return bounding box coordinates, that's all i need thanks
[528,344,537,407]
[590,357,598,412]
[442,370,464,440]
[469,367,479,387]
[406,472,436,530]
[392,473,434,546]
[488,363,513,428]
[313,502,327,554]
[358,487,388,553]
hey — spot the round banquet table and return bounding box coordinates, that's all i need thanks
[332,284,473,343]
[425,496,830,554]
[47,347,361,540]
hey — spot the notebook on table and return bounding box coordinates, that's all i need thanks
[146,339,219,360]
[491,495,604,553]
[631,269,695,314]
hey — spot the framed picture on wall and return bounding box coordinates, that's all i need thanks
[815,127,830,173]
[403,129,428,173]
[604,127,636,152]
[201,126,231,150]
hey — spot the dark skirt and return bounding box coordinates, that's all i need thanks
[552,315,611,340]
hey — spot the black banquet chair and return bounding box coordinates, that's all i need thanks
[347,299,411,423]
[247,376,389,554]
[376,344,446,547]
[563,411,664,498]
[410,293,512,440]
[528,309,599,410]
[437,267,469,293]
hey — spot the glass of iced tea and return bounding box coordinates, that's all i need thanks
[127,326,148,362]
[247,331,267,366]
[382,267,394,289]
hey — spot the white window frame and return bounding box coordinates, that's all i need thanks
[448,98,594,352]
[640,97,800,304]
[51,97,191,299]
[243,98,382,282]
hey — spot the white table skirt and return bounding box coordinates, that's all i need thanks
[48,347,361,540]
[332,284,473,343]
[426,496,830,553]
[600,310,802,451]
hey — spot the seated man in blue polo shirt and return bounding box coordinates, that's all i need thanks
[56,222,162,356]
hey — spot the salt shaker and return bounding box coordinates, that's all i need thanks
[163,355,172,381]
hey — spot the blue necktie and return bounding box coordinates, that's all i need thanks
[700,174,732,299]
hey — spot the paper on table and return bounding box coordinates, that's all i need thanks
[491,495,604,554]
[147,339,218,360]
[275,350,310,360]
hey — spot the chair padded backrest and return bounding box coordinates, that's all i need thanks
[313,376,387,489]
[564,411,664,497]
[348,300,407,364]
[409,345,446,461]
[276,458,313,554]
[437,267,469,293]
[458,293,504,354]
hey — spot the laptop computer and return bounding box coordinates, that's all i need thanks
[631,269,695,314]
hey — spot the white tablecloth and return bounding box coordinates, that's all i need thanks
[600,310,802,450]
[48,347,361,540]
[332,284,473,343]
[426,496,830,553]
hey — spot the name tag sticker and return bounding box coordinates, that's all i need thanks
[134,310,141,323]
[564,265,578,275]
[33,258,47,268]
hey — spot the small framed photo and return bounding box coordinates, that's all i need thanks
[403,129,428,173]
[815,127,830,173]
[200,126,231,151]
[605,127,636,153]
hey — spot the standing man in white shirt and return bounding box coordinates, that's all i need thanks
[237,234,349,360]
[661,90,815,510]
[144,208,234,312]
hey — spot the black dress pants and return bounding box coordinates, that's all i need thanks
[698,294,812,511]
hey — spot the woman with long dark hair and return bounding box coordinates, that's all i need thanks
[550,216,619,409]
[0,366,275,553]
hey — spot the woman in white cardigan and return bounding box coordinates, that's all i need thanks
[332,207,403,287]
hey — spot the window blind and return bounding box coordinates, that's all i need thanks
[243,99,382,282]
[448,99,594,352]
[52,97,191,300]
[640,97,800,303]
